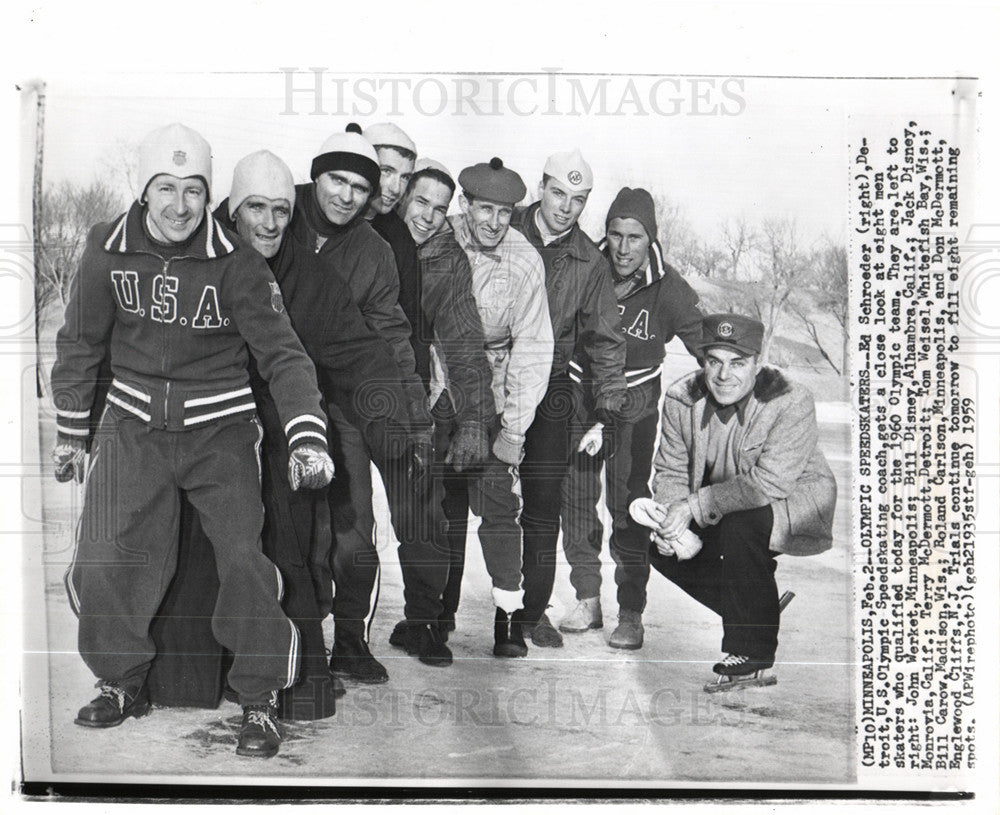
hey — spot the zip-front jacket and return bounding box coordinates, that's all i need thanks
[449,213,553,453]
[510,203,626,410]
[51,202,328,454]
[652,368,837,555]
[417,222,492,431]
[570,239,702,417]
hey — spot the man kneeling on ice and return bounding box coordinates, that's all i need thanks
[633,313,836,689]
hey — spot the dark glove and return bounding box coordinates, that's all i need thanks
[52,437,87,483]
[445,421,489,473]
[406,436,433,493]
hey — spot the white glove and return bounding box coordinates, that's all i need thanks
[629,497,703,561]
[52,440,87,484]
[288,444,335,491]
[576,422,604,457]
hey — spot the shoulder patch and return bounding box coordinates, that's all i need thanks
[269,281,285,314]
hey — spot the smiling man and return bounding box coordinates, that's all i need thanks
[50,124,334,759]
[446,156,554,655]
[644,313,837,685]
[559,186,702,650]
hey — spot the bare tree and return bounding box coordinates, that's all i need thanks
[721,216,755,280]
[36,179,123,317]
[649,193,693,260]
[791,239,848,374]
[748,217,809,364]
[98,137,140,203]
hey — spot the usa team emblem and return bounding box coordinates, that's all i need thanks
[568,170,583,185]
[717,321,734,338]
[173,150,187,165]
[269,281,285,313]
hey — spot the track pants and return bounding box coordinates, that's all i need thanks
[561,403,659,613]
[650,504,779,659]
[520,373,579,623]
[436,395,524,617]
[66,407,298,705]
[326,403,447,635]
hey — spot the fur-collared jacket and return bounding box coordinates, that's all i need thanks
[651,367,837,555]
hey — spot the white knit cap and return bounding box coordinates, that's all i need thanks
[542,148,594,192]
[228,150,296,218]
[136,123,212,202]
[363,122,416,156]
[310,124,380,187]
[414,157,453,181]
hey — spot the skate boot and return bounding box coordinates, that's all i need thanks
[559,597,603,633]
[705,654,777,693]
[389,620,453,666]
[493,608,528,658]
[608,610,644,650]
[74,680,151,728]
[520,611,564,648]
[330,635,389,684]
[236,697,282,758]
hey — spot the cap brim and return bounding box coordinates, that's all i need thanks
[697,340,759,357]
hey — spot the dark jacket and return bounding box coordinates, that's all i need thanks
[570,239,702,418]
[416,223,492,429]
[51,202,327,454]
[511,203,626,410]
[652,367,837,555]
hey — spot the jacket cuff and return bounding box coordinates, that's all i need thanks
[689,488,723,527]
[492,430,524,465]
[285,414,329,455]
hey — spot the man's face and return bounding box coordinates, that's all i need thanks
[606,217,650,277]
[370,147,415,214]
[401,177,452,245]
[144,174,207,243]
[459,195,513,250]
[234,195,292,259]
[537,177,589,234]
[315,169,373,225]
[703,346,759,406]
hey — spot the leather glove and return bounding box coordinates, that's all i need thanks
[52,437,87,483]
[577,422,605,457]
[406,436,433,492]
[288,443,335,491]
[445,422,489,473]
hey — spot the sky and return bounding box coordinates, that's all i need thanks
[33,71,964,248]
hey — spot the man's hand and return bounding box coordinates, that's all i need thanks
[662,499,694,541]
[288,444,335,491]
[52,438,87,484]
[445,422,489,473]
[577,422,605,457]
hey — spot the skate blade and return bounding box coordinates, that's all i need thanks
[704,672,778,694]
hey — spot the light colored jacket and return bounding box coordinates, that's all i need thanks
[450,214,554,454]
[651,367,837,555]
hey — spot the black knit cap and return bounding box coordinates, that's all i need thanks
[606,187,658,243]
[310,123,381,189]
[458,157,527,206]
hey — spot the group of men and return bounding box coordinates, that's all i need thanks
[50,120,837,759]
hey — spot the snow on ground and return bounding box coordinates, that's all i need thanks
[23,417,853,787]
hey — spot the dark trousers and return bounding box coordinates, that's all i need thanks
[520,373,579,623]
[435,395,524,617]
[650,504,779,659]
[66,408,297,706]
[326,403,447,636]
[561,403,659,613]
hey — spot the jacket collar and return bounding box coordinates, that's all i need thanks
[102,200,236,259]
[598,236,667,290]
[518,202,590,261]
[451,213,503,263]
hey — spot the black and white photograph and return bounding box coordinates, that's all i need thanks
[4,0,998,808]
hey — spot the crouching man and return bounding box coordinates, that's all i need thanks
[643,313,836,684]
[51,124,334,758]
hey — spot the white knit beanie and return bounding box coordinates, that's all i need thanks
[136,123,212,202]
[228,150,296,218]
[363,122,416,156]
[310,123,380,187]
